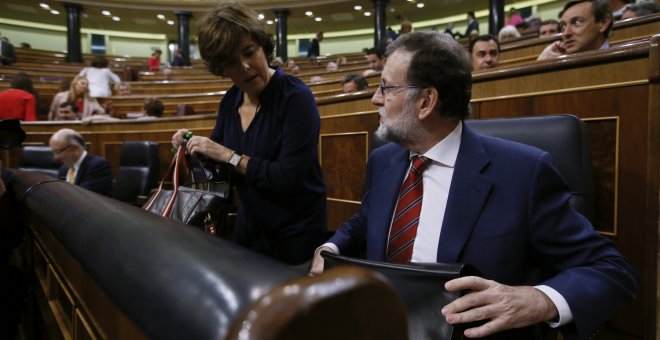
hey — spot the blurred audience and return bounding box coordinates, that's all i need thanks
[0,32,16,65]
[326,61,338,72]
[49,76,105,120]
[148,49,162,73]
[621,1,659,19]
[142,97,165,118]
[458,11,480,38]
[54,102,80,121]
[78,55,121,97]
[610,0,636,19]
[171,49,185,66]
[270,57,284,68]
[0,73,36,121]
[309,75,325,84]
[470,34,500,70]
[539,19,561,37]
[307,31,323,63]
[538,0,613,60]
[363,46,385,77]
[444,23,455,36]
[498,25,521,42]
[505,8,524,27]
[117,82,132,96]
[163,67,174,81]
[399,21,413,35]
[341,74,369,93]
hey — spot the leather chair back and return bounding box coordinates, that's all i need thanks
[465,114,595,222]
[114,141,159,204]
[19,146,62,178]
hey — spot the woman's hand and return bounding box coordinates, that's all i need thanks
[171,129,190,148]
[186,136,233,163]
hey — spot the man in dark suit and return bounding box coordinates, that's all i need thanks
[0,34,16,65]
[309,31,637,339]
[49,128,113,196]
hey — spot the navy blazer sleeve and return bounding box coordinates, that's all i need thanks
[77,155,114,197]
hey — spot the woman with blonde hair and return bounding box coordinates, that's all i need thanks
[48,75,105,120]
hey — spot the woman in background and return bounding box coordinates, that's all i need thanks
[171,2,327,265]
[78,55,121,97]
[0,73,36,121]
[49,76,105,120]
[148,49,162,73]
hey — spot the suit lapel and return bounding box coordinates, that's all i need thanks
[369,145,409,261]
[75,154,90,185]
[437,126,492,263]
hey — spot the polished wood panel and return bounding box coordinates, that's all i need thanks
[320,132,368,202]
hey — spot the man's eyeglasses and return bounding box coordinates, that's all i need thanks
[51,144,72,155]
[379,82,424,96]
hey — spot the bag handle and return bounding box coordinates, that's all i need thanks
[143,144,187,216]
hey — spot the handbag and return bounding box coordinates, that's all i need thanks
[143,144,231,237]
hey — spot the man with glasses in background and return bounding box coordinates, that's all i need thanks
[538,0,613,60]
[309,31,636,339]
[49,128,113,196]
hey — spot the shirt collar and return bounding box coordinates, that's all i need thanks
[410,120,462,168]
[73,150,87,170]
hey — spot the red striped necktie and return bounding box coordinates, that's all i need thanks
[386,155,431,263]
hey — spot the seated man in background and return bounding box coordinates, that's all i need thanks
[326,61,339,72]
[54,102,80,121]
[498,25,521,42]
[140,97,164,119]
[49,128,113,197]
[469,34,500,71]
[309,30,637,339]
[538,19,560,37]
[117,82,132,96]
[363,46,385,77]
[341,74,369,93]
[538,0,613,60]
[620,0,659,19]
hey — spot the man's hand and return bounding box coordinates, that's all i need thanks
[441,276,558,338]
[308,246,335,276]
[537,41,566,60]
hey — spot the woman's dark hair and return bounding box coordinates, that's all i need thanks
[10,73,34,94]
[197,1,274,76]
[386,31,472,120]
[91,55,109,68]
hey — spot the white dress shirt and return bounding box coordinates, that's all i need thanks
[68,150,87,184]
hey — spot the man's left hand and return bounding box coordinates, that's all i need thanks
[441,276,558,338]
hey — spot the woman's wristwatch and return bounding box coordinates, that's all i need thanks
[227,151,242,167]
